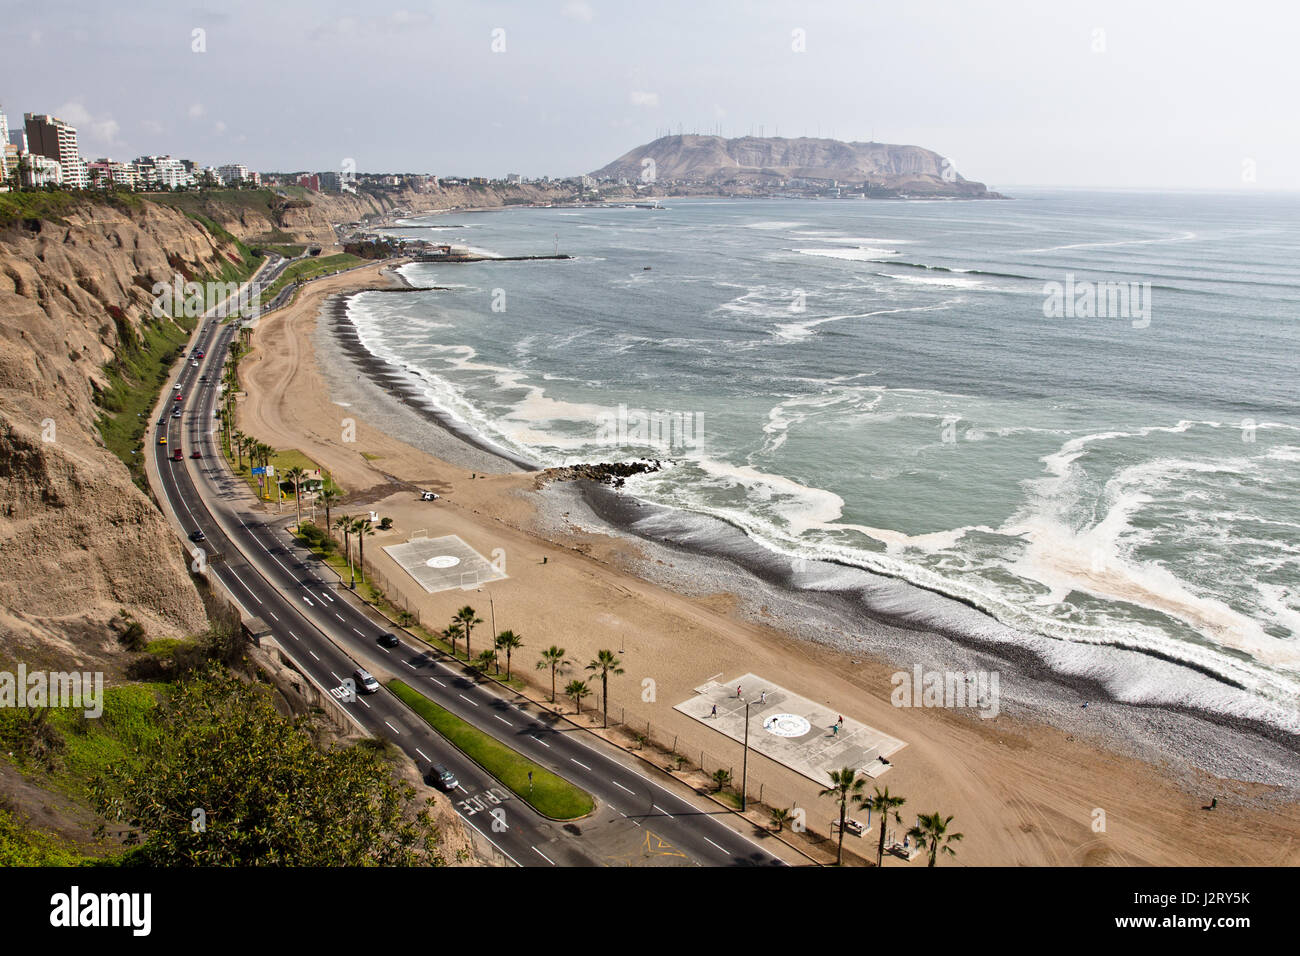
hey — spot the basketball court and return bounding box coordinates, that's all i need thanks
[382,534,507,593]
[674,673,906,786]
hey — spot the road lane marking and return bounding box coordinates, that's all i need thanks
[570,758,592,771]
[531,735,550,748]
[705,837,726,852]
[613,781,635,795]
[531,846,556,866]
[458,695,478,706]
[652,804,675,819]
[384,721,400,734]
[415,748,430,761]
[494,715,513,726]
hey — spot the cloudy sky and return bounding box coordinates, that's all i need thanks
[4,0,1296,190]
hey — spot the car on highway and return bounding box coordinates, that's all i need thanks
[377,632,400,648]
[171,450,184,461]
[196,351,205,358]
[173,382,182,390]
[158,417,168,425]
[158,435,167,445]
[172,408,182,417]
[189,530,205,543]
[174,393,184,402]
[352,668,380,694]
[190,450,202,459]
[425,764,458,792]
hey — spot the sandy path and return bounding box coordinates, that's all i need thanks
[234,268,1300,867]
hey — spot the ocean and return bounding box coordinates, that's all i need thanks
[343,190,1300,741]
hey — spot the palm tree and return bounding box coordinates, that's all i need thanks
[232,430,245,468]
[443,622,465,658]
[711,769,732,793]
[333,514,354,587]
[351,518,373,584]
[769,806,792,833]
[565,679,590,715]
[454,606,482,658]
[585,649,624,728]
[907,812,963,867]
[285,466,306,530]
[859,786,907,868]
[494,630,523,679]
[318,486,340,538]
[536,646,569,702]
[472,649,496,679]
[820,767,867,866]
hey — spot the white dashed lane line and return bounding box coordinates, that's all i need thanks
[612,781,635,795]
[570,759,592,772]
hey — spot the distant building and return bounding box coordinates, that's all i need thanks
[24,153,62,187]
[297,173,320,191]
[318,170,340,192]
[133,155,192,190]
[217,163,251,185]
[24,113,87,189]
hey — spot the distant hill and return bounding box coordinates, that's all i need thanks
[591,134,1002,197]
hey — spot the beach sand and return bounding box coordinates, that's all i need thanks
[234,263,1300,866]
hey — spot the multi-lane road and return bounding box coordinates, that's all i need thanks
[147,261,788,868]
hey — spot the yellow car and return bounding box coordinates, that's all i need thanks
[158,435,167,445]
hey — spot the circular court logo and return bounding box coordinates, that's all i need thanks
[763,713,811,738]
[426,555,461,569]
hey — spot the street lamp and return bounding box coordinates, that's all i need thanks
[741,698,751,812]
[475,588,496,638]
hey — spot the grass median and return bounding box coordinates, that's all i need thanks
[387,679,594,821]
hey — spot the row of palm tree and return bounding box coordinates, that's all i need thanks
[529,646,624,727]
[817,769,963,867]
[330,514,373,588]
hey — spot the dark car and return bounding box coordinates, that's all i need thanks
[377,632,400,648]
[188,530,205,542]
[425,764,458,792]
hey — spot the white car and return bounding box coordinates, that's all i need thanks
[352,669,380,695]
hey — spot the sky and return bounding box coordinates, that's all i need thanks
[3,0,1297,190]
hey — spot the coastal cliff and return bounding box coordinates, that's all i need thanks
[0,197,234,660]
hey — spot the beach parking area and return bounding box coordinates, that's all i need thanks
[675,674,907,787]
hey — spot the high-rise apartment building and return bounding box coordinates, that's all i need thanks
[24,113,87,189]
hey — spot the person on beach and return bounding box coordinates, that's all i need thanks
[737,685,742,698]
[760,690,767,705]
[711,704,717,718]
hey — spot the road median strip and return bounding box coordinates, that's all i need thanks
[387,679,595,821]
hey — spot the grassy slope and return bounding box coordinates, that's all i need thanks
[262,253,367,302]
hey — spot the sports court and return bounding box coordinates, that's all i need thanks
[382,534,507,594]
[674,673,906,786]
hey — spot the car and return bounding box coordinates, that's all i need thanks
[171,450,184,461]
[352,668,380,695]
[377,632,400,648]
[158,435,167,445]
[191,360,199,367]
[196,351,205,359]
[173,382,182,390]
[425,764,458,792]
[199,374,207,382]
[188,530,205,543]
[190,450,202,459]
[158,417,168,425]
[174,393,184,402]
[419,491,439,501]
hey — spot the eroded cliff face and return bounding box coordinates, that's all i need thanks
[0,200,234,660]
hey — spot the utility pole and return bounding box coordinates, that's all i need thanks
[741,698,751,812]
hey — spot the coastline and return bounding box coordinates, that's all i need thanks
[236,261,1300,866]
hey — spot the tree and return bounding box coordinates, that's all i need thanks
[318,486,340,537]
[908,812,963,867]
[454,606,482,658]
[443,622,464,658]
[565,679,590,715]
[285,466,306,530]
[820,767,867,866]
[471,649,496,679]
[351,517,373,584]
[769,806,792,833]
[585,649,624,728]
[231,430,245,469]
[859,786,907,868]
[87,668,444,865]
[536,646,569,702]
[494,630,523,679]
[333,514,355,587]
[711,768,732,792]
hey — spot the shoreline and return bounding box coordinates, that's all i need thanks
[327,280,1300,777]
[235,260,1300,866]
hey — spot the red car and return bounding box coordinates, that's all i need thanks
[171,451,183,461]
[196,351,205,358]
[190,451,202,459]
[174,393,184,402]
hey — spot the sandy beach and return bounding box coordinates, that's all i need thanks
[233,263,1300,866]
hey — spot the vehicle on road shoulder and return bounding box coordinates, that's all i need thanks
[352,668,380,694]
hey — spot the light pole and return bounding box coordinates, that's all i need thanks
[741,698,751,812]
[476,588,496,639]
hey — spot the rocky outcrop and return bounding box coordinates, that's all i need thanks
[592,134,1001,197]
[0,200,229,659]
[538,460,663,489]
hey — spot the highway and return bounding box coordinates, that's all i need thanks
[147,259,787,868]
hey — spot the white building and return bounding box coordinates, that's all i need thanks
[217,163,250,185]
[134,155,192,190]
